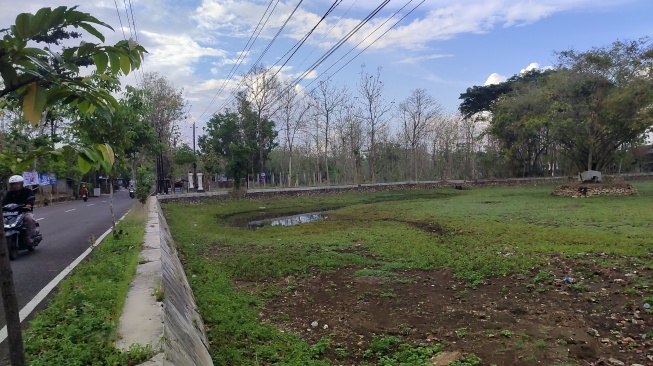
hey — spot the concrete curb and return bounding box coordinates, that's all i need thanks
[118,197,213,366]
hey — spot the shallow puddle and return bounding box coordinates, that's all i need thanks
[247,212,327,229]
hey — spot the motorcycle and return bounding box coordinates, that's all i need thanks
[82,193,88,202]
[3,203,42,260]
[129,187,135,199]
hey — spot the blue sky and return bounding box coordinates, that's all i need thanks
[1,0,652,142]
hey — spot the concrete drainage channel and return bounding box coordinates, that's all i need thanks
[117,197,213,366]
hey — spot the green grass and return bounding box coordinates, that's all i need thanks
[24,204,154,366]
[163,181,653,365]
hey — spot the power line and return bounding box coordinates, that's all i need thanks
[288,0,391,89]
[292,0,358,75]
[305,0,423,92]
[127,0,147,84]
[122,0,140,84]
[209,0,298,114]
[275,0,423,116]
[196,0,278,121]
[214,0,342,114]
[113,0,128,41]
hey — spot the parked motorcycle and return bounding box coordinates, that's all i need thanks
[3,203,42,260]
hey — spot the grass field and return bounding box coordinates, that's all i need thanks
[163,181,653,365]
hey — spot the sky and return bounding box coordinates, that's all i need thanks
[1,0,652,143]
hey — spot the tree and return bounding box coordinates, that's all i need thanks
[0,7,145,365]
[313,78,346,184]
[357,66,392,182]
[398,89,443,180]
[242,66,281,175]
[548,38,653,171]
[138,72,187,193]
[200,94,276,188]
[276,82,309,186]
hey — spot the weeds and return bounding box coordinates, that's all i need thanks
[24,212,151,365]
[162,182,653,365]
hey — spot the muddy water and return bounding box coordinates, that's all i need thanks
[247,212,327,229]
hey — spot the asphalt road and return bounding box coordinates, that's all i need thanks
[0,189,136,361]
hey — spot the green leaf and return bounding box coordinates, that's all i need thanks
[31,7,52,37]
[44,6,67,31]
[120,53,131,75]
[77,154,94,174]
[78,23,105,42]
[13,13,33,40]
[97,143,116,167]
[108,52,121,74]
[93,52,109,74]
[22,82,47,126]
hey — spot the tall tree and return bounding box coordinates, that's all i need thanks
[242,66,281,175]
[398,88,443,180]
[313,78,346,184]
[138,72,187,192]
[276,83,309,186]
[357,66,392,183]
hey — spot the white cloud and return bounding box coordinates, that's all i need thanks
[484,73,508,85]
[519,62,553,74]
[485,61,554,85]
[396,54,453,64]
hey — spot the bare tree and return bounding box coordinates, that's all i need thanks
[242,66,281,175]
[357,66,392,183]
[313,78,346,184]
[276,83,310,186]
[398,88,443,181]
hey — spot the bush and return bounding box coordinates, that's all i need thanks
[135,166,152,204]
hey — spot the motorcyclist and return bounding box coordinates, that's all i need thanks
[2,175,37,243]
[79,184,88,198]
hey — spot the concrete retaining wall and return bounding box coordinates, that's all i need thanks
[158,199,213,365]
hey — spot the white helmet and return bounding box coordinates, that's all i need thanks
[8,175,24,184]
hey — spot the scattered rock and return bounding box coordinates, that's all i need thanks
[431,351,462,366]
[311,321,319,328]
[586,328,600,337]
[608,358,625,366]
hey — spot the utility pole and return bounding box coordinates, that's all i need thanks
[192,122,197,191]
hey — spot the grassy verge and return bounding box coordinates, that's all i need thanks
[163,181,653,365]
[24,203,155,366]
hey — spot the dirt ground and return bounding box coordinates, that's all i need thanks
[241,253,653,365]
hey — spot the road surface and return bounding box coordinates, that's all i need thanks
[0,189,136,362]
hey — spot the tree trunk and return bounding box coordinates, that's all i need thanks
[109,177,116,234]
[0,225,26,366]
[288,154,292,188]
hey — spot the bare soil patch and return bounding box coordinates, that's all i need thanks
[249,258,653,365]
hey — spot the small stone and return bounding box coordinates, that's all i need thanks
[613,279,625,283]
[600,338,611,344]
[323,324,328,330]
[311,321,319,328]
[431,351,462,366]
[586,328,600,337]
[608,358,625,366]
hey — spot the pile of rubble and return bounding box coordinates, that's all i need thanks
[551,182,638,197]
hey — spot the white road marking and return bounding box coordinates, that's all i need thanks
[102,201,107,203]
[36,218,44,221]
[65,209,76,213]
[87,204,94,206]
[0,210,131,344]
